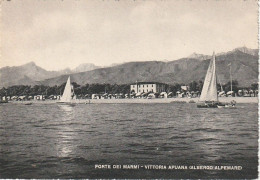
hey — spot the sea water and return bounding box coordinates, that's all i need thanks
[0,103,258,179]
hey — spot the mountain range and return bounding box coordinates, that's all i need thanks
[0,47,258,88]
[0,62,99,88]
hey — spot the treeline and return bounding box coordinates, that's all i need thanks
[186,80,242,92]
[0,81,258,97]
[168,80,244,93]
[0,83,130,96]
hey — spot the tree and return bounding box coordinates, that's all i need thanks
[189,81,198,91]
[251,83,258,90]
[168,83,181,95]
[198,80,203,91]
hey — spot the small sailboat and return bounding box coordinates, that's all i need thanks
[57,76,76,106]
[197,52,224,108]
[217,63,236,108]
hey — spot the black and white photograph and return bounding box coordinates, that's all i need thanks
[0,0,258,179]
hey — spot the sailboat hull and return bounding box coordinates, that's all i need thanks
[56,102,76,106]
[197,101,224,108]
[197,104,218,108]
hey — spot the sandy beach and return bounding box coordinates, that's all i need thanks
[9,97,258,104]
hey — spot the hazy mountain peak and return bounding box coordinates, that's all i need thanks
[233,47,258,56]
[24,61,36,65]
[215,47,258,57]
[187,53,210,61]
[21,61,38,68]
[73,63,100,73]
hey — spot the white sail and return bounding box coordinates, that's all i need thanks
[60,76,73,103]
[199,52,218,102]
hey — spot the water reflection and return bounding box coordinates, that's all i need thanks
[195,114,225,162]
[58,104,75,117]
[56,105,76,157]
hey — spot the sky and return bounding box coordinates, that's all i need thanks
[1,0,258,71]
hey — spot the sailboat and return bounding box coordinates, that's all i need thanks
[57,76,76,105]
[218,63,236,108]
[197,52,224,108]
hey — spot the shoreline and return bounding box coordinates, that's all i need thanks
[8,97,258,104]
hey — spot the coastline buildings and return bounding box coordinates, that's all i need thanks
[130,82,166,94]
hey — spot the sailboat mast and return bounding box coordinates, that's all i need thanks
[230,64,232,92]
[219,78,223,92]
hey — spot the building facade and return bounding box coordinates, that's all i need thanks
[130,82,166,93]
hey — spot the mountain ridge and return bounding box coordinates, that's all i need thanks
[0,47,258,88]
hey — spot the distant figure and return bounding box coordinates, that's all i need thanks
[230,100,236,107]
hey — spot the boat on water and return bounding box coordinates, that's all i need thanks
[197,52,225,108]
[188,100,196,103]
[217,100,236,109]
[57,76,76,106]
[217,104,236,109]
[0,100,8,104]
[24,102,32,105]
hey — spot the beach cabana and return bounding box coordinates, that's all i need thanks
[101,93,108,99]
[167,92,173,98]
[141,92,149,98]
[27,96,33,100]
[136,92,142,98]
[92,94,100,99]
[249,90,254,97]
[160,92,168,98]
[227,91,234,97]
[176,91,184,98]
[243,89,249,96]
[237,90,243,97]
[218,91,225,97]
[11,96,18,100]
[147,93,155,99]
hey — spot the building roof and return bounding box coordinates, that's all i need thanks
[131,81,166,85]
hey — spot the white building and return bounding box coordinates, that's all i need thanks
[130,82,166,94]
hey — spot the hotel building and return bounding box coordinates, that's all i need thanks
[130,82,166,93]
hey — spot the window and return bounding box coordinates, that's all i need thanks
[147,89,148,92]
[133,85,135,88]
[143,85,144,87]
[147,85,148,87]
[152,84,153,87]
